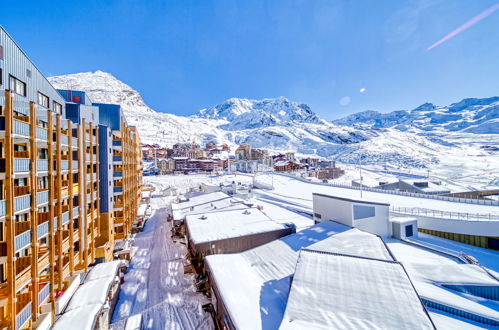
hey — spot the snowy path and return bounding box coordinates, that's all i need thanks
[111,196,213,330]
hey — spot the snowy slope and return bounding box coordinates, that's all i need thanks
[48,71,499,183]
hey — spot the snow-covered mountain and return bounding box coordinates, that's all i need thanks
[333,97,499,134]
[48,71,499,180]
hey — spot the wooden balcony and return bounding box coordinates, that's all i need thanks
[73,228,79,243]
[73,251,80,268]
[38,251,50,272]
[14,185,30,197]
[73,183,79,194]
[15,293,32,330]
[15,256,31,289]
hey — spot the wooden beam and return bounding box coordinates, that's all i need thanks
[29,101,39,321]
[47,111,56,324]
[68,121,75,276]
[55,115,63,289]
[4,89,16,330]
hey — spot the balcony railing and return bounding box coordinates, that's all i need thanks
[114,171,123,177]
[113,156,122,162]
[61,160,69,171]
[72,137,78,148]
[112,140,122,146]
[36,127,48,141]
[14,158,30,173]
[72,160,78,170]
[38,283,50,306]
[60,135,69,146]
[0,200,5,217]
[53,217,58,231]
[114,187,123,193]
[37,220,49,239]
[14,195,31,212]
[37,159,48,172]
[14,230,31,252]
[62,211,70,226]
[16,301,32,330]
[37,190,49,205]
[73,207,79,218]
[13,120,30,137]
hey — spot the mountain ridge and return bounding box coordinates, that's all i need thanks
[48,71,498,171]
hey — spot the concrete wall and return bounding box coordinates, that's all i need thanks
[313,193,392,237]
[417,216,499,237]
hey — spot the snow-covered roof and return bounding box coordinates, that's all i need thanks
[279,251,434,329]
[186,208,286,245]
[205,221,393,330]
[86,260,123,282]
[65,276,116,311]
[52,304,102,330]
[172,191,249,220]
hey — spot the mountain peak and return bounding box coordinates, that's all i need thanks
[197,96,322,130]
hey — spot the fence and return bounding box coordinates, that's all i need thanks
[265,172,499,206]
[391,206,499,222]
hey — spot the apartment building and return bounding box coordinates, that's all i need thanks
[0,26,142,328]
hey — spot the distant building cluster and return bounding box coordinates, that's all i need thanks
[141,142,230,175]
[141,143,346,179]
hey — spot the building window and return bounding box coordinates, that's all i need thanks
[314,213,322,219]
[9,75,26,96]
[405,225,414,237]
[53,101,62,115]
[38,92,49,108]
[353,205,376,220]
[0,68,3,86]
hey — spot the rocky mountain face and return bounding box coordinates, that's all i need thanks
[48,71,498,171]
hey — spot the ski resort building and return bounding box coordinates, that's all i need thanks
[0,26,142,329]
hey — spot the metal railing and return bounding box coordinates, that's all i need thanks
[37,159,48,172]
[36,127,48,140]
[61,160,69,171]
[60,135,69,146]
[268,172,499,206]
[37,190,49,205]
[14,159,30,172]
[62,211,70,226]
[72,160,79,170]
[15,301,32,330]
[14,230,31,252]
[114,172,123,177]
[14,195,31,212]
[113,156,122,162]
[73,207,79,218]
[13,120,30,137]
[72,137,78,147]
[0,200,5,217]
[38,283,50,306]
[391,206,499,222]
[37,221,49,239]
[113,140,122,146]
[53,217,58,230]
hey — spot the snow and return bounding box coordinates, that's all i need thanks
[429,310,487,329]
[86,260,123,282]
[186,208,286,245]
[385,239,499,324]
[111,185,213,329]
[66,276,116,311]
[205,221,393,330]
[52,304,102,330]
[49,71,499,189]
[254,173,499,216]
[279,251,434,329]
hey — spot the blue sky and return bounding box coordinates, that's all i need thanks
[2,0,499,119]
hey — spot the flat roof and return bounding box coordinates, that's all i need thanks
[279,250,434,329]
[313,192,390,206]
[172,191,250,220]
[186,208,286,245]
[205,221,394,330]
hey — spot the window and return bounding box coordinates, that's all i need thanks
[405,225,414,237]
[9,75,26,96]
[353,205,376,220]
[38,92,49,108]
[314,213,322,219]
[0,68,2,86]
[53,101,62,115]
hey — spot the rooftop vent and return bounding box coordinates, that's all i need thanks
[199,215,207,220]
[242,210,251,215]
